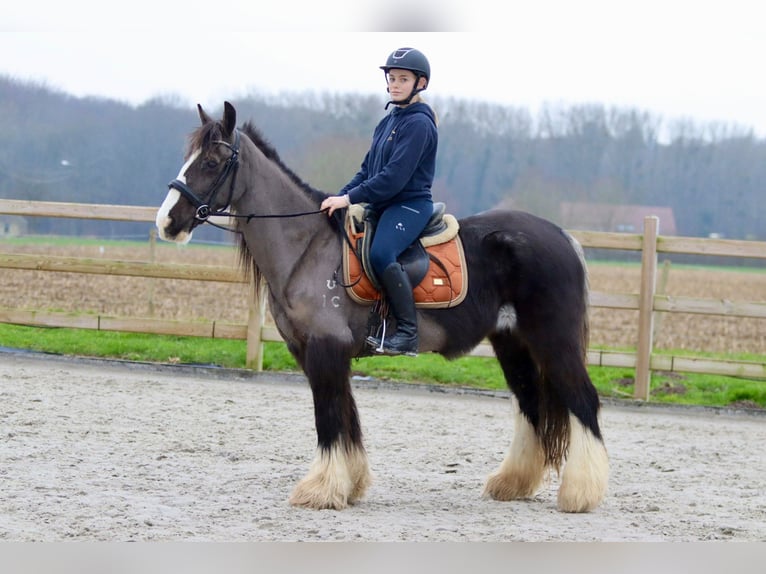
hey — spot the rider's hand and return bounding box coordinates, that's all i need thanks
[320,194,350,216]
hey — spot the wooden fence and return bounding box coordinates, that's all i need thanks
[1,198,764,400]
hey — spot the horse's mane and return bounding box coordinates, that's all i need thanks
[187,119,324,202]
[241,121,326,202]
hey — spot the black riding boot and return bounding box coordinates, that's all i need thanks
[366,262,418,356]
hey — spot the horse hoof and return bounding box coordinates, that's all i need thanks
[557,479,606,513]
[556,421,609,513]
[483,471,542,501]
[289,484,349,510]
[289,443,372,510]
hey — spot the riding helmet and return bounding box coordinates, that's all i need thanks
[380,47,430,84]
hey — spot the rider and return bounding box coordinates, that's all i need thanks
[321,47,438,356]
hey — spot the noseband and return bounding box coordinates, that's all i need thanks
[168,129,241,222]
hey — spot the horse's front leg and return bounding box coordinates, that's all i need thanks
[289,335,371,510]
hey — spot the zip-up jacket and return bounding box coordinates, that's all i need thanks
[342,102,437,211]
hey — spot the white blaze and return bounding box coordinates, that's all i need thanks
[155,150,200,243]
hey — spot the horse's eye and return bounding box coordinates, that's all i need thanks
[203,159,218,170]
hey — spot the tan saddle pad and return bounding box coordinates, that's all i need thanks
[341,207,468,308]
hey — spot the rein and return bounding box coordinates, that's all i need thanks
[168,128,328,232]
[168,124,357,275]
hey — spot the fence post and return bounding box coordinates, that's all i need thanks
[148,229,157,316]
[246,279,267,371]
[635,216,659,400]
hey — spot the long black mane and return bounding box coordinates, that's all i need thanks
[240,121,327,205]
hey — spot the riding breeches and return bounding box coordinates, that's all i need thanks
[368,199,433,278]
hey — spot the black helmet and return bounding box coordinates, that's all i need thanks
[380,47,430,84]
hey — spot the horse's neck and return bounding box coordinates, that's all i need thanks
[236,149,334,294]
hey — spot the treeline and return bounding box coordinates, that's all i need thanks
[1,75,764,241]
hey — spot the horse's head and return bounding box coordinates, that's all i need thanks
[156,101,241,243]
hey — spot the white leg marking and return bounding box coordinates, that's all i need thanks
[290,441,371,510]
[496,304,517,332]
[558,414,609,512]
[484,399,546,500]
[346,445,373,503]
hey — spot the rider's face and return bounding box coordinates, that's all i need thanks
[386,69,424,99]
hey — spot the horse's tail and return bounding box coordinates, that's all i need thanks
[533,229,594,470]
[564,230,590,357]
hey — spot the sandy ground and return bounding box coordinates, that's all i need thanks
[0,351,764,542]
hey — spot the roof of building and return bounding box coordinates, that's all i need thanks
[559,202,677,235]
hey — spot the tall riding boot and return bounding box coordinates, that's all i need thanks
[367,262,418,356]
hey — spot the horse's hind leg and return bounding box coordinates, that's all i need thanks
[528,330,609,512]
[485,327,608,512]
[288,336,371,510]
[548,356,609,513]
[483,331,547,501]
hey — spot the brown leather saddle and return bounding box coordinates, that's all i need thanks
[341,203,468,308]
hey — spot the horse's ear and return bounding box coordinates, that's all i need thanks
[223,101,237,136]
[197,104,213,125]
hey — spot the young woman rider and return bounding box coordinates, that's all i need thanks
[321,47,438,356]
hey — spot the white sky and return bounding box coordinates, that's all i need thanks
[2,0,764,136]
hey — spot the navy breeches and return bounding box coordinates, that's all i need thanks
[368,199,433,278]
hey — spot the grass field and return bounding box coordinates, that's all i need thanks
[1,237,764,408]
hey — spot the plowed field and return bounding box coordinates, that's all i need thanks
[2,241,764,354]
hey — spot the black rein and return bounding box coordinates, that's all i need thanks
[167,128,327,231]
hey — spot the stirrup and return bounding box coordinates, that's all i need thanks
[369,340,418,357]
[375,332,419,357]
[365,321,418,356]
[366,316,388,353]
[365,335,382,349]
[381,346,418,357]
[377,342,418,357]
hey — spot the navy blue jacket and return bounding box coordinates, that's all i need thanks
[342,102,437,211]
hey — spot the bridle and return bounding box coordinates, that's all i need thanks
[167,128,326,231]
[167,129,242,223]
[166,125,361,283]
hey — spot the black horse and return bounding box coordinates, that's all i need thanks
[156,102,608,512]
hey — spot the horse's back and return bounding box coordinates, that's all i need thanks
[459,208,572,244]
[458,208,585,281]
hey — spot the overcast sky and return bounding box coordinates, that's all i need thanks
[2,0,764,136]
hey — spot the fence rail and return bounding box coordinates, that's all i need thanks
[2,199,764,399]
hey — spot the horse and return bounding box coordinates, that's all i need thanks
[156,101,609,513]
